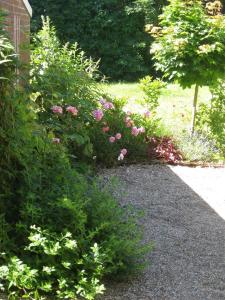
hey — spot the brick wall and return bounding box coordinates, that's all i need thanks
[0,0,31,63]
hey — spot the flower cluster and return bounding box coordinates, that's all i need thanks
[99,98,114,110]
[124,112,147,137]
[66,106,78,116]
[51,105,63,115]
[131,126,145,136]
[118,148,128,161]
[93,109,104,121]
[51,98,151,163]
[51,105,79,144]
[109,133,122,143]
[51,105,78,116]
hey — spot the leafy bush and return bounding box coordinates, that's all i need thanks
[0,227,105,300]
[139,75,166,111]
[30,17,101,159]
[148,137,183,163]
[196,80,225,156]
[175,132,219,162]
[0,13,150,299]
[30,18,165,167]
[89,96,161,166]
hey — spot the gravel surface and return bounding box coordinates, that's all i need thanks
[99,164,225,300]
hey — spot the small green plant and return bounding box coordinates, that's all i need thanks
[0,226,105,300]
[139,75,166,111]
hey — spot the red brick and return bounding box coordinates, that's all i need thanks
[0,0,31,63]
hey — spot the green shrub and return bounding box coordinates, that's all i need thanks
[139,75,166,111]
[30,17,101,160]
[0,227,105,300]
[176,132,219,162]
[0,14,150,299]
[89,96,161,166]
[196,80,225,156]
[30,18,163,167]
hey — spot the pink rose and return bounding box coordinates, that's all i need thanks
[93,109,104,121]
[52,138,60,144]
[51,105,63,114]
[131,127,139,136]
[102,126,110,133]
[115,133,122,140]
[66,106,78,116]
[121,148,127,156]
[109,136,116,143]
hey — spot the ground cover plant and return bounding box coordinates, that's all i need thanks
[0,14,150,300]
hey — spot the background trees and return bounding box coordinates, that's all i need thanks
[29,0,167,81]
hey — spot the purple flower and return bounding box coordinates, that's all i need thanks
[103,102,114,110]
[131,127,139,136]
[93,109,104,121]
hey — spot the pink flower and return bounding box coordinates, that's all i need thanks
[93,109,104,121]
[144,110,151,118]
[99,97,106,105]
[124,116,134,128]
[103,102,114,110]
[118,153,124,161]
[109,136,116,143]
[51,105,63,114]
[131,127,139,136]
[102,126,110,133]
[121,148,127,156]
[115,133,122,140]
[66,106,78,116]
[52,138,60,144]
[126,111,132,116]
[138,127,145,134]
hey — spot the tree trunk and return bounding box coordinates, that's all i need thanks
[190,84,199,136]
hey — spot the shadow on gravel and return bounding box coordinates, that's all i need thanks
[100,165,225,300]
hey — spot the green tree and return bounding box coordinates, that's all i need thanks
[150,0,225,134]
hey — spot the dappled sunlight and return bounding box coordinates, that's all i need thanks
[170,166,225,220]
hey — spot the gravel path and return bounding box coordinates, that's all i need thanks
[100,164,225,300]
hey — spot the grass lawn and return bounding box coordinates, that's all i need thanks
[100,82,211,136]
